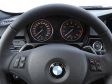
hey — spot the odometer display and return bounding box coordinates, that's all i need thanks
[30,19,53,42]
[60,19,84,41]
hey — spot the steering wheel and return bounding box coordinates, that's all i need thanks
[0,4,112,84]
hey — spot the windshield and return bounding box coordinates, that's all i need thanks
[0,0,112,12]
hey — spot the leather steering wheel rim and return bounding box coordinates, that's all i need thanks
[0,4,112,84]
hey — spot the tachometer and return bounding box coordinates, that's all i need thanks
[60,19,84,41]
[30,19,53,42]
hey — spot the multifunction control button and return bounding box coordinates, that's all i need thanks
[88,58,102,72]
[13,57,26,69]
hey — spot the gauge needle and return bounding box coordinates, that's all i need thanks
[65,29,73,37]
[36,35,42,40]
[67,35,72,39]
[35,29,43,37]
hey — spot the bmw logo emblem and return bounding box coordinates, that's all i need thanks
[49,62,66,78]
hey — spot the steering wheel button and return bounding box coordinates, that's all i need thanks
[19,62,25,68]
[88,58,95,65]
[96,63,102,71]
[90,60,95,65]
[18,57,26,68]
[13,58,20,68]
[97,66,102,71]
[90,65,97,71]
[20,57,26,62]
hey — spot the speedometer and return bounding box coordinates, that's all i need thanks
[60,19,84,41]
[30,19,53,42]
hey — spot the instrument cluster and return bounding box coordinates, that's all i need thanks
[28,17,88,43]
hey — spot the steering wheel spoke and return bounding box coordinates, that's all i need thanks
[83,51,111,84]
[8,50,32,84]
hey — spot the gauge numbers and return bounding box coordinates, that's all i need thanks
[60,19,84,41]
[30,19,53,42]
